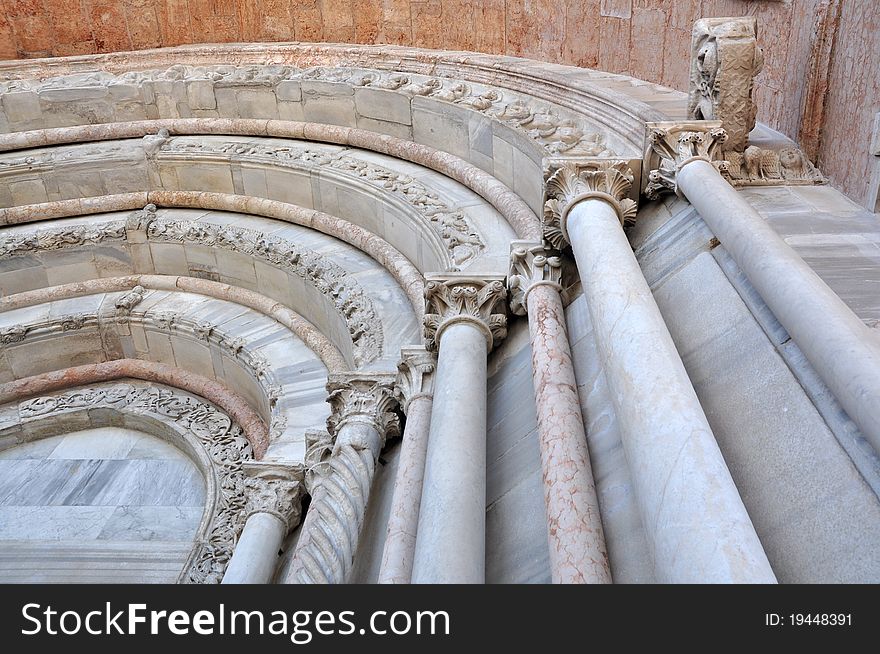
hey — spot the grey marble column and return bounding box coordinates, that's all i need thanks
[284,373,400,584]
[377,346,436,584]
[509,241,610,584]
[222,463,303,584]
[411,275,508,584]
[544,161,776,583]
[646,121,880,456]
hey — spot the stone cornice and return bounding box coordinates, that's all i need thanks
[325,373,401,446]
[542,161,638,248]
[643,121,728,199]
[395,346,436,412]
[422,274,508,352]
[508,241,564,316]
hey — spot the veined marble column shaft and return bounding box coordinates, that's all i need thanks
[411,275,507,584]
[509,242,610,584]
[545,162,776,583]
[222,464,303,584]
[378,347,436,584]
[285,374,399,584]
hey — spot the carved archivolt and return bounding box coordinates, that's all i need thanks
[159,138,485,268]
[8,382,280,584]
[0,64,615,158]
[0,213,383,366]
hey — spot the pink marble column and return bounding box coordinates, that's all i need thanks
[378,346,435,584]
[509,242,611,584]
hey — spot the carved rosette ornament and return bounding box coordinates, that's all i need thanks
[394,346,436,412]
[688,17,763,151]
[422,275,508,352]
[508,241,564,316]
[543,162,638,248]
[241,462,304,533]
[644,122,728,199]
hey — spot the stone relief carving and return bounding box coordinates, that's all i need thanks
[17,382,255,584]
[0,324,29,344]
[644,122,728,200]
[508,241,564,316]
[0,214,384,366]
[114,285,147,318]
[543,161,638,248]
[2,64,616,157]
[718,146,825,186]
[0,221,126,258]
[147,218,382,365]
[394,346,436,412]
[688,17,763,151]
[422,275,507,352]
[159,138,485,268]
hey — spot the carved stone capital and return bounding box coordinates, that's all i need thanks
[395,346,436,412]
[242,461,304,533]
[644,121,728,199]
[508,241,564,316]
[422,274,508,352]
[543,161,638,248]
[688,17,763,151]
[325,373,400,444]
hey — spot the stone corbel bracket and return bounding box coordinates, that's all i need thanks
[643,121,727,199]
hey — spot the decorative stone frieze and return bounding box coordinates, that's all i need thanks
[508,241,564,316]
[422,274,508,352]
[543,161,638,248]
[0,324,29,344]
[241,462,305,533]
[325,373,400,443]
[394,346,436,412]
[718,146,824,186]
[688,17,763,151]
[0,221,126,258]
[159,139,486,269]
[644,121,728,199]
[15,382,255,585]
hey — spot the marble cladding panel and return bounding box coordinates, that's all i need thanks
[648,248,880,583]
[0,426,204,583]
[485,319,551,584]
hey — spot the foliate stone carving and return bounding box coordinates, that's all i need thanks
[422,275,508,352]
[0,221,126,258]
[718,146,825,186]
[644,121,728,200]
[508,241,564,316]
[304,429,334,492]
[394,346,436,412]
[688,17,763,151]
[147,218,382,365]
[114,285,147,318]
[60,313,89,331]
[0,324,29,344]
[18,383,254,585]
[543,162,638,248]
[325,373,400,444]
[241,462,304,533]
[160,139,485,268]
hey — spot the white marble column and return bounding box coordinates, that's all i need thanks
[646,121,880,456]
[285,374,400,584]
[222,463,303,584]
[411,275,507,584]
[544,161,776,583]
[377,346,436,584]
[509,242,610,584]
